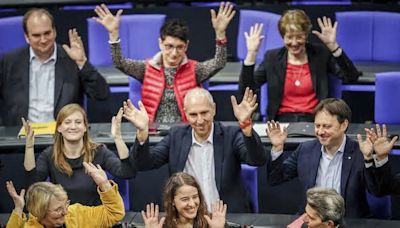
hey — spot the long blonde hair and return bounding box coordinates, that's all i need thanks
[53,104,98,176]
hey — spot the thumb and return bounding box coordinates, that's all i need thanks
[62,44,72,56]
[159,217,166,226]
[20,189,26,198]
[204,215,212,225]
[389,136,399,147]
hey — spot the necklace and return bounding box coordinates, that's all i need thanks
[294,64,304,87]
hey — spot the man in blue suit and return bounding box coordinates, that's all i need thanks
[267,98,381,218]
[124,87,266,212]
[0,8,109,126]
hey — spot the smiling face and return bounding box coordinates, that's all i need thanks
[57,111,87,143]
[159,36,188,68]
[24,11,56,61]
[314,110,348,151]
[184,94,216,142]
[283,28,307,57]
[173,185,200,222]
[40,197,69,228]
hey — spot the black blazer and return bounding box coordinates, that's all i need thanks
[130,121,267,212]
[0,45,110,126]
[240,43,361,120]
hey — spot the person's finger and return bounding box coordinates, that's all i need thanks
[376,124,382,137]
[230,95,238,108]
[20,189,26,198]
[159,217,166,226]
[357,134,363,144]
[382,124,388,137]
[116,9,123,18]
[210,9,216,21]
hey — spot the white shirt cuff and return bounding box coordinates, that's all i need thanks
[108,38,121,44]
[271,150,283,161]
[374,155,388,168]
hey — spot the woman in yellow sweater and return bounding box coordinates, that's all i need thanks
[6,162,125,228]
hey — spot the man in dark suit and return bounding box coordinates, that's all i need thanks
[267,98,381,218]
[124,87,266,213]
[0,8,109,126]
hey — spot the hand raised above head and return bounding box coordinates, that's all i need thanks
[311,16,338,51]
[62,28,87,66]
[210,2,236,39]
[93,4,123,35]
[231,87,258,122]
[245,23,264,53]
[141,203,165,228]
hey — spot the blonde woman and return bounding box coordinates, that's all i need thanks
[23,103,135,206]
[7,162,125,227]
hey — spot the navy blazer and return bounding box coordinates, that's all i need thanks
[0,45,110,126]
[240,43,361,120]
[268,136,379,218]
[130,121,267,212]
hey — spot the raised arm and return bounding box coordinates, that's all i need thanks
[211,2,236,40]
[244,23,264,66]
[62,28,88,67]
[123,99,149,143]
[22,118,35,171]
[111,107,128,159]
[6,181,25,217]
[93,4,123,42]
[267,120,288,153]
[231,87,258,137]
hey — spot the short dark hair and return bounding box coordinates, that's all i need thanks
[23,8,55,34]
[160,19,189,43]
[313,98,352,123]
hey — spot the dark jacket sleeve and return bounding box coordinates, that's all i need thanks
[267,144,300,186]
[99,145,136,179]
[234,129,266,166]
[79,61,110,100]
[129,134,170,171]
[329,49,361,83]
[25,147,52,187]
[365,161,400,195]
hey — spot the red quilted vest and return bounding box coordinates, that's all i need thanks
[142,60,198,122]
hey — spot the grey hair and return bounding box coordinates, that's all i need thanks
[306,187,345,227]
[183,87,214,107]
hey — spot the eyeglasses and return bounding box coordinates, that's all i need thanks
[163,43,186,52]
[48,200,70,215]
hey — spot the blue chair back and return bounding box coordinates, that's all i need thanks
[106,172,130,211]
[366,191,392,219]
[292,0,351,5]
[240,164,259,213]
[336,11,400,62]
[0,16,25,57]
[375,72,400,124]
[237,10,282,64]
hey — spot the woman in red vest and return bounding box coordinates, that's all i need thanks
[94,2,235,123]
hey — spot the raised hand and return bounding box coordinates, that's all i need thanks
[6,181,25,216]
[311,16,338,51]
[231,87,258,122]
[245,23,264,53]
[141,203,165,228]
[62,29,87,66]
[123,100,149,131]
[204,200,227,228]
[83,162,111,191]
[21,118,34,148]
[357,130,374,160]
[372,124,398,161]
[93,4,123,40]
[111,107,123,139]
[266,120,288,151]
[210,2,236,39]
